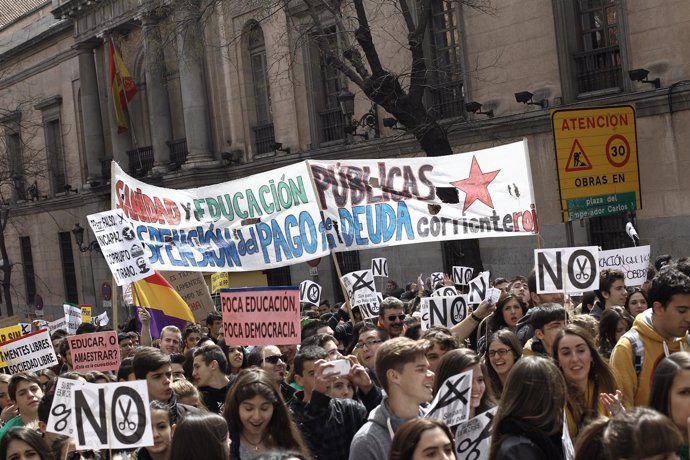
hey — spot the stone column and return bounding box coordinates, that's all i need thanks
[175,0,216,167]
[103,35,132,168]
[141,14,173,174]
[74,42,106,186]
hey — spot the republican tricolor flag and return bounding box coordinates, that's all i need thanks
[132,272,195,338]
[108,38,137,134]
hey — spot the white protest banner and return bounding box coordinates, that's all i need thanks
[0,329,57,374]
[64,303,82,334]
[87,209,152,286]
[72,380,153,450]
[93,311,110,327]
[452,266,474,285]
[112,161,329,272]
[468,271,491,304]
[47,377,87,437]
[455,407,497,460]
[432,286,458,297]
[599,245,651,286]
[48,317,68,335]
[309,140,538,253]
[371,258,389,278]
[68,331,120,373]
[430,272,444,288]
[299,280,322,306]
[220,287,300,346]
[340,270,378,307]
[421,296,468,329]
[161,271,215,323]
[19,323,31,335]
[535,246,600,294]
[425,370,472,426]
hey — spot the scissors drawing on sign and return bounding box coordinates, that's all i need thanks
[117,399,136,431]
[457,412,494,460]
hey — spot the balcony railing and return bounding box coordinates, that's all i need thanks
[319,107,346,144]
[168,138,188,168]
[126,146,154,177]
[574,45,622,94]
[252,123,275,156]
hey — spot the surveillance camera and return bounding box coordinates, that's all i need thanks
[514,91,534,104]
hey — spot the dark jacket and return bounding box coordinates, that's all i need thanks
[198,380,234,414]
[493,417,564,460]
[289,386,382,460]
[167,393,200,424]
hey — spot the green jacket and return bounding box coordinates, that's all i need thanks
[0,415,24,440]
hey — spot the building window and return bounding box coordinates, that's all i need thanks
[425,0,464,120]
[589,214,632,250]
[246,21,275,156]
[58,231,79,304]
[305,25,346,146]
[266,267,292,287]
[5,132,26,201]
[45,119,67,195]
[553,0,629,101]
[19,236,36,304]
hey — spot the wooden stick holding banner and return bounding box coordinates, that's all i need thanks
[330,252,356,324]
[112,277,118,331]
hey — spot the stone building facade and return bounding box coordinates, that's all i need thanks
[1,0,689,318]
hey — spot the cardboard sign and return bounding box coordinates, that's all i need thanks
[371,258,389,278]
[93,311,110,327]
[220,287,300,346]
[80,305,92,324]
[68,331,120,373]
[535,246,600,294]
[87,209,152,286]
[161,271,215,323]
[598,245,651,286]
[452,266,474,285]
[64,304,82,334]
[340,270,377,306]
[425,370,472,426]
[357,301,380,320]
[47,377,88,437]
[48,317,68,335]
[432,286,458,297]
[468,271,491,304]
[211,272,230,294]
[430,272,444,288]
[0,329,58,373]
[420,296,468,329]
[72,380,153,450]
[299,280,322,306]
[455,407,497,460]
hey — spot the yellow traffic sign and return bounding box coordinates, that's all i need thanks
[551,105,641,221]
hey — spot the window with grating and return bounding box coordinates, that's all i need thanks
[58,231,79,304]
[19,236,36,303]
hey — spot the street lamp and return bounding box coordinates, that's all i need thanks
[72,223,99,252]
[337,88,379,139]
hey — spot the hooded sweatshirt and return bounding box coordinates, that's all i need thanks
[610,309,689,407]
[348,395,424,460]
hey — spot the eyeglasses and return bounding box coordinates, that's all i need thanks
[262,354,288,364]
[488,348,512,359]
[387,314,406,322]
[356,339,382,349]
[67,451,99,460]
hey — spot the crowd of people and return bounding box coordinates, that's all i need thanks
[1,254,690,459]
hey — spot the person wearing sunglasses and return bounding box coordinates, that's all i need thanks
[246,345,296,404]
[377,297,407,339]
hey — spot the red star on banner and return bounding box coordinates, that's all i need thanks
[450,156,501,211]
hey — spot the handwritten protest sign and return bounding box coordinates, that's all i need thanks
[0,325,22,343]
[455,407,497,460]
[310,140,537,253]
[80,305,92,324]
[341,270,377,307]
[420,296,468,329]
[299,280,322,306]
[468,272,491,304]
[161,271,214,323]
[47,377,87,437]
[371,258,388,278]
[93,311,109,327]
[48,317,67,335]
[425,370,472,426]
[19,323,31,335]
[68,331,120,373]
[211,273,230,294]
[72,380,153,450]
[453,266,474,285]
[430,272,444,288]
[221,287,300,346]
[599,245,650,286]
[536,247,600,294]
[0,329,57,373]
[64,304,82,334]
[87,209,152,286]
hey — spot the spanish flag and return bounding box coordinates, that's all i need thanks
[108,38,137,134]
[132,273,195,324]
